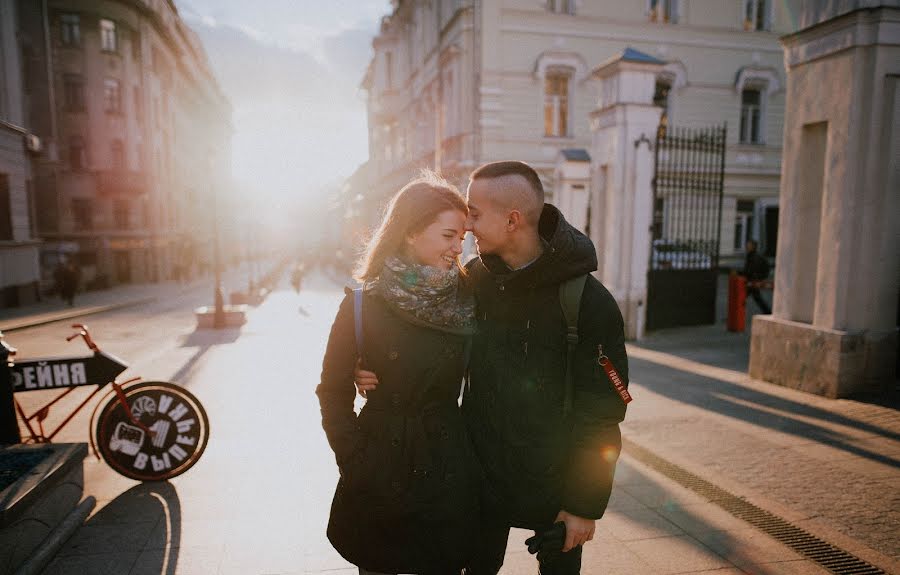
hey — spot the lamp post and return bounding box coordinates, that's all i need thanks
[209,151,225,329]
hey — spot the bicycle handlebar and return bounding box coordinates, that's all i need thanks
[66,324,100,352]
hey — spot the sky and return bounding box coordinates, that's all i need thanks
[173,1,391,209]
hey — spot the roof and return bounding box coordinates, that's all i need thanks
[620,47,666,65]
[561,148,591,162]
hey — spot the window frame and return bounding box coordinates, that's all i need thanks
[63,74,85,111]
[648,0,679,24]
[60,13,81,47]
[100,18,118,53]
[739,87,765,145]
[104,78,122,114]
[743,0,770,31]
[69,136,87,171]
[548,0,576,15]
[544,69,573,138]
[71,198,94,231]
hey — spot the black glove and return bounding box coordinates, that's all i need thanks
[525,521,567,555]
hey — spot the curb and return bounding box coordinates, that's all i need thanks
[13,496,96,575]
[0,297,158,333]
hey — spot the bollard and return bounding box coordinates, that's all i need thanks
[0,331,21,444]
[727,272,747,332]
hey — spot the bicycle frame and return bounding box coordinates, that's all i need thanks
[10,324,150,457]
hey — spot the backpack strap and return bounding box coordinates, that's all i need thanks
[559,275,588,418]
[353,288,363,355]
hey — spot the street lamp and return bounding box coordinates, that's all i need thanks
[209,150,225,329]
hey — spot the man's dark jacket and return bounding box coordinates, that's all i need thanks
[463,204,629,529]
[742,250,770,282]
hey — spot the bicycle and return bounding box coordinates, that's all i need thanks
[4,324,210,482]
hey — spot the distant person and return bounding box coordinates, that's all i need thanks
[55,258,80,307]
[317,172,479,574]
[290,263,305,293]
[742,239,771,314]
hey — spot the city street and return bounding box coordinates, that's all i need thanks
[7,269,898,574]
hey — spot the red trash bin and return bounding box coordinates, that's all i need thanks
[727,272,747,332]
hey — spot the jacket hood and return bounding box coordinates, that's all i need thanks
[478,203,597,287]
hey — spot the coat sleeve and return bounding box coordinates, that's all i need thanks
[561,280,629,519]
[315,290,362,466]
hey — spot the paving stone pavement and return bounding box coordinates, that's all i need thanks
[8,268,899,574]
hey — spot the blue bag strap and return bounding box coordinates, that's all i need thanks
[353,288,363,355]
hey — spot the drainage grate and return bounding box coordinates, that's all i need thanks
[622,438,886,575]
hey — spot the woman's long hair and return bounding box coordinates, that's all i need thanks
[354,171,467,283]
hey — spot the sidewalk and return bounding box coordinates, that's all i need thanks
[20,272,900,574]
[0,263,260,333]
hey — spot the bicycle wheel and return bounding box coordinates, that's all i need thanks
[95,381,210,481]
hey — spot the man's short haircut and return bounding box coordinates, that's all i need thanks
[470,161,545,205]
[469,161,545,225]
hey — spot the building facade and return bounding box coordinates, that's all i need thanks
[359,0,793,265]
[0,0,42,308]
[15,0,231,292]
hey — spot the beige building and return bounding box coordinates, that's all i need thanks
[0,0,42,308]
[15,0,231,290]
[360,0,793,265]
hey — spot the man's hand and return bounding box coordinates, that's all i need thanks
[555,510,595,552]
[353,359,379,398]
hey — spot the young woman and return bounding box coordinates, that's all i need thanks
[316,173,480,575]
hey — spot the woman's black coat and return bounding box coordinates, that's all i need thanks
[316,289,480,573]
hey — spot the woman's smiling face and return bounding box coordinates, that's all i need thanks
[406,209,467,271]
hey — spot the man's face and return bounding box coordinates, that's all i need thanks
[466,178,510,256]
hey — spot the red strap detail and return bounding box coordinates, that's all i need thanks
[599,357,632,404]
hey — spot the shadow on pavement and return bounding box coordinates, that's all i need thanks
[43,481,181,575]
[629,356,900,468]
[171,327,243,384]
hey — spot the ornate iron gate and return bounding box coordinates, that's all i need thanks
[647,124,727,331]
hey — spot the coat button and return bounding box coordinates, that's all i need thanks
[388,350,399,360]
[440,429,450,440]
[391,393,401,406]
[391,437,400,447]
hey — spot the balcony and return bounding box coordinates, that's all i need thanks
[96,170,149,196]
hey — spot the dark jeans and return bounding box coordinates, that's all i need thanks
[746,287,771,314]
[465,513,582,575]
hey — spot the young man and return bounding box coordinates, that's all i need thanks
[356,161,628,574]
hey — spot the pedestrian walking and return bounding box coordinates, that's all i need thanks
[317,172,480,574]
[742,239,771,314]
[356,161,630,574]
[55,258,80,307]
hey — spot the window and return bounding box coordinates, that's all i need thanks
[131,32,141,61]
[544,71,570,137]
[739,88,763,144]
[649,0,678,23]
[734,199,755,251]
[72,198,93,230]
[69,136,87,171]
[63,74,85,110]
[548,0,575,14]
[385,51,393,89]
[744,0,769,31]
[653,80,672,127]
[104,79,121,113]
[100,19,117,52]
[113,199,131,230]
[111,140,125,170]
[60,14,80,47]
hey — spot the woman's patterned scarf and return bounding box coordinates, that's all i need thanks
[366,256,476,335]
